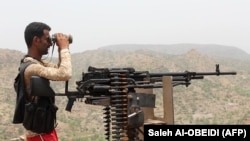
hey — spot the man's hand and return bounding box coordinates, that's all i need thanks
[55,33,69,50]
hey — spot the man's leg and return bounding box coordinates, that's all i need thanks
[26,129,58,141]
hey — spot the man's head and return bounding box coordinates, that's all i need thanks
[24,22,52,55]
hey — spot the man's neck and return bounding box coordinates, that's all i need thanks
[27,48,43,61]
[27,53,42,62]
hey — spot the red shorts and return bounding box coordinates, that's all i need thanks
[26,129,58,141]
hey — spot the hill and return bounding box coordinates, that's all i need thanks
[1,45,250,140]
[100,43,250,60]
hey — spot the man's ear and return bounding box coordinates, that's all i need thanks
[33,36,40,45]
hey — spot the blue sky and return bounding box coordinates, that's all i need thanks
[1,0,250,54]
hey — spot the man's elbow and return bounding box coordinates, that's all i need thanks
[63,73,72,80]
[59,70,72,81]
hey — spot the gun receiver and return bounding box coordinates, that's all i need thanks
[55,64,236,140]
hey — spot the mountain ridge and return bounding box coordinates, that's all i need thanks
[2,43,249,61]
[99,43,250,60]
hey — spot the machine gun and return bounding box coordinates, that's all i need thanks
[54,64,236,141]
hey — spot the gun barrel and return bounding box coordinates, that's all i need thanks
[149,71,236,77]
[196,72,237,75]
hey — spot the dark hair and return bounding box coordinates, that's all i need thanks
[24,22,51,48]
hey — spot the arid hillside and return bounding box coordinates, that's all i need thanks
[1,45,250,141]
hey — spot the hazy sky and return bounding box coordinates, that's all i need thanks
[1,0,250,54]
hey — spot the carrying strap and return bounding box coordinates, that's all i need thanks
[18,61,35,104]
[19,61,35,96]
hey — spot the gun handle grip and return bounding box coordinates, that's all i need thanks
[65,98,75,112]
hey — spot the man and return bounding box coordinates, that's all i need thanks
[13,22,72,141]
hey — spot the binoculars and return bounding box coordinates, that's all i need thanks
[51,34,73,44]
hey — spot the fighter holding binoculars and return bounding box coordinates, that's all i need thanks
[12,22,73,141]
